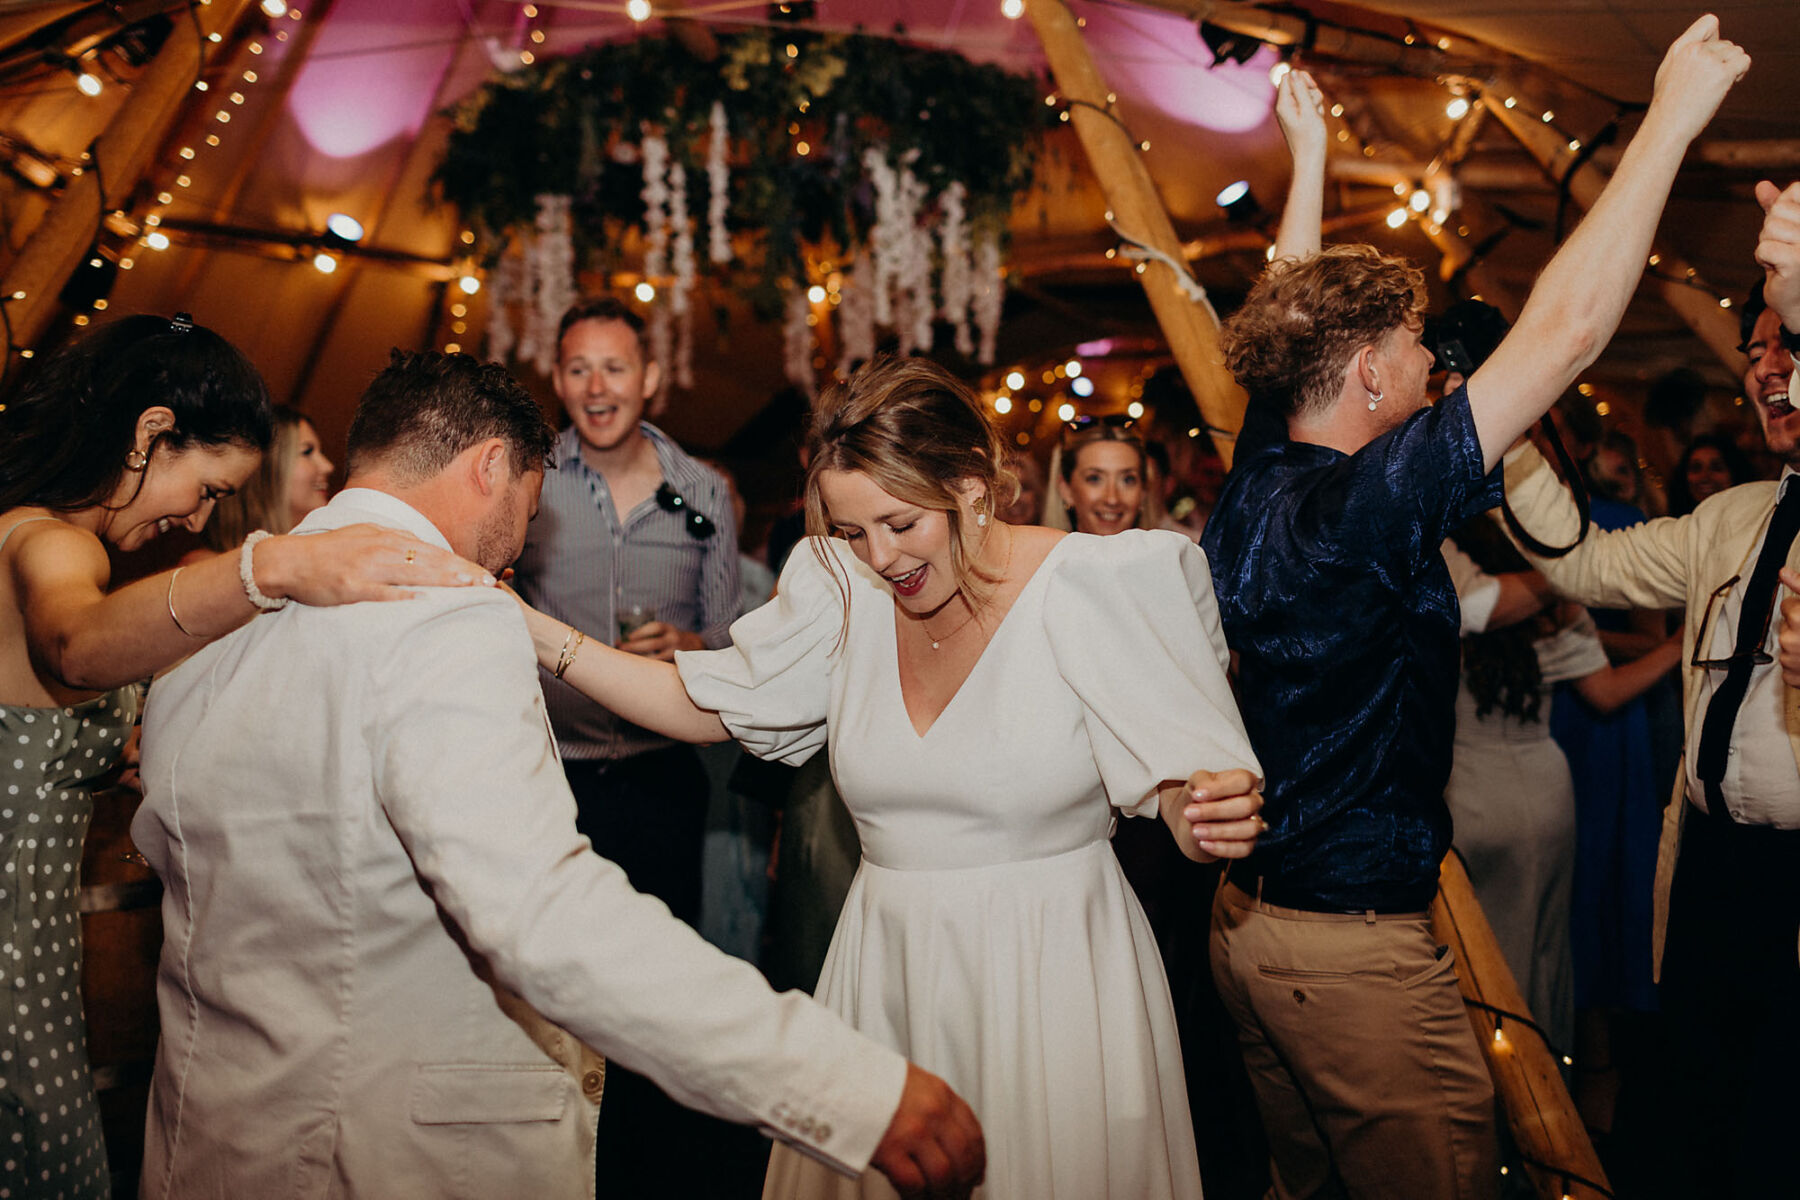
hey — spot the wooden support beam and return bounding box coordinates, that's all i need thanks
[0,0,259,349]
[1485,80,1744,372]
[1434,853,1612,1200]
[1024,0,1247,464]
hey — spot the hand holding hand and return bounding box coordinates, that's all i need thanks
[1779,567,1800,688]
[1182,767,1265,862]
[617,620,703,661]
[869,1062,986,1200]
[1274,69,1327,164]
[258,525,494,606]
[1648,15,1750,144]
[1755,181,1800,330]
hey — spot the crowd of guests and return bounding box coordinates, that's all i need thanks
[2,14,1796,1200]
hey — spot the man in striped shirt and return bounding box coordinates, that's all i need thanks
[511,296,745,1192]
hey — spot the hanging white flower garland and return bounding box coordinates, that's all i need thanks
[640,133,671,286]
[895,161,934,356]
[862,148,902,327]
[482,135,1007,384]
[783,286,816,394]
[528,193,576,377]
[668,162,698,389]
[835,264,876,378]
[484,250,523,365]
[972,229,1004,367]
[707,102,732,267]
[937,182,974,359]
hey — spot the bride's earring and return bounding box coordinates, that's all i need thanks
[1366,388,1383,412]
[975,494,989,528]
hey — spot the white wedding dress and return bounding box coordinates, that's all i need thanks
[677,529,1259,1200]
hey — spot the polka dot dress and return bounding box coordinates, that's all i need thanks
[0,688,135,1200]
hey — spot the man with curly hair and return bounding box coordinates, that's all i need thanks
[1199,20,1748,1200]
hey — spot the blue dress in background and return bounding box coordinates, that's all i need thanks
[1548,497,1661,1013]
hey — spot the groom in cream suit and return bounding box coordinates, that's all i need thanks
[1500,184,1800,1198]
[134,350,982,1199]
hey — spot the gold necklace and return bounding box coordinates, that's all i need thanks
[918,528,1013,651]
[920,599,979,651]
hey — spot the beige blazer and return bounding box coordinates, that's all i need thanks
[1502,446,1800,973]
[134,490,905,1200]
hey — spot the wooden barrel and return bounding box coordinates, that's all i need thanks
[78,785,163,1198]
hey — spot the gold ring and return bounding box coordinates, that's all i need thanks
[404,548,416,564]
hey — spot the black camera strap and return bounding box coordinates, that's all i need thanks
[1500,413,1591,557]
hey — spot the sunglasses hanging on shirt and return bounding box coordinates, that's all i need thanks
[656,483,716,540]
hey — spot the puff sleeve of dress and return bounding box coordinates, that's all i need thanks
[675,536,846,767]
[1044,528,1264,817]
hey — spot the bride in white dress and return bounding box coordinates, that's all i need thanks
[522,356,1265,1199]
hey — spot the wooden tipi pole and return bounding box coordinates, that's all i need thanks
[0,0,259,350]
[1023,0,1248,465]
[1434,853,1613,1199]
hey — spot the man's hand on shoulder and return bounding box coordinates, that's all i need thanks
[868,1062,985,1200]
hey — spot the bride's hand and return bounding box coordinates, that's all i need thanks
[1182,767,1265,861]
[253,524,495,606]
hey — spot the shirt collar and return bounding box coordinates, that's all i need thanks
[554,420,674,472]
[307,488,454,551]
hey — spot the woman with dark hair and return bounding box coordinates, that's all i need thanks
[1668,431,1756,516]
[0,315,486,1197]
[518,354,1264,1199]
[1444,516,1680,1059]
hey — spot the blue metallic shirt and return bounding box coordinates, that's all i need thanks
[1201,386,1502,911]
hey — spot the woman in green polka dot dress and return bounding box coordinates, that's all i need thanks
[0,316,492,1197]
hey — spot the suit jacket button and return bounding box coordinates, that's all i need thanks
[581,1069,605,1100]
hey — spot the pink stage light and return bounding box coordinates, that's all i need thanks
[288,0,453,159]
[1084,6,1278,134]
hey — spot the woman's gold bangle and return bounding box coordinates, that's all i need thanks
[167,567,204,638]
[552,626,586,680]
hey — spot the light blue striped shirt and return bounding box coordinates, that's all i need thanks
[514,422,740,760]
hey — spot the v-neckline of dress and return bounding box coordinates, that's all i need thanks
[889,535,1069,740]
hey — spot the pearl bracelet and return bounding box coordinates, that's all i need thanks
[239,530,291,611]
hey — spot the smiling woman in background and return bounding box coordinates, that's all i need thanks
[1043,415,1164,535]
[196,405,337,553]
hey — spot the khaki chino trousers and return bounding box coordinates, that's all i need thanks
[1210,880,1498,1200]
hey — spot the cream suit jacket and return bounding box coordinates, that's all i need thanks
[134,489,905,1199]
[1502,446,1800,971]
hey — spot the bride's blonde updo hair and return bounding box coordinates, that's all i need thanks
[804,355,1017,602]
